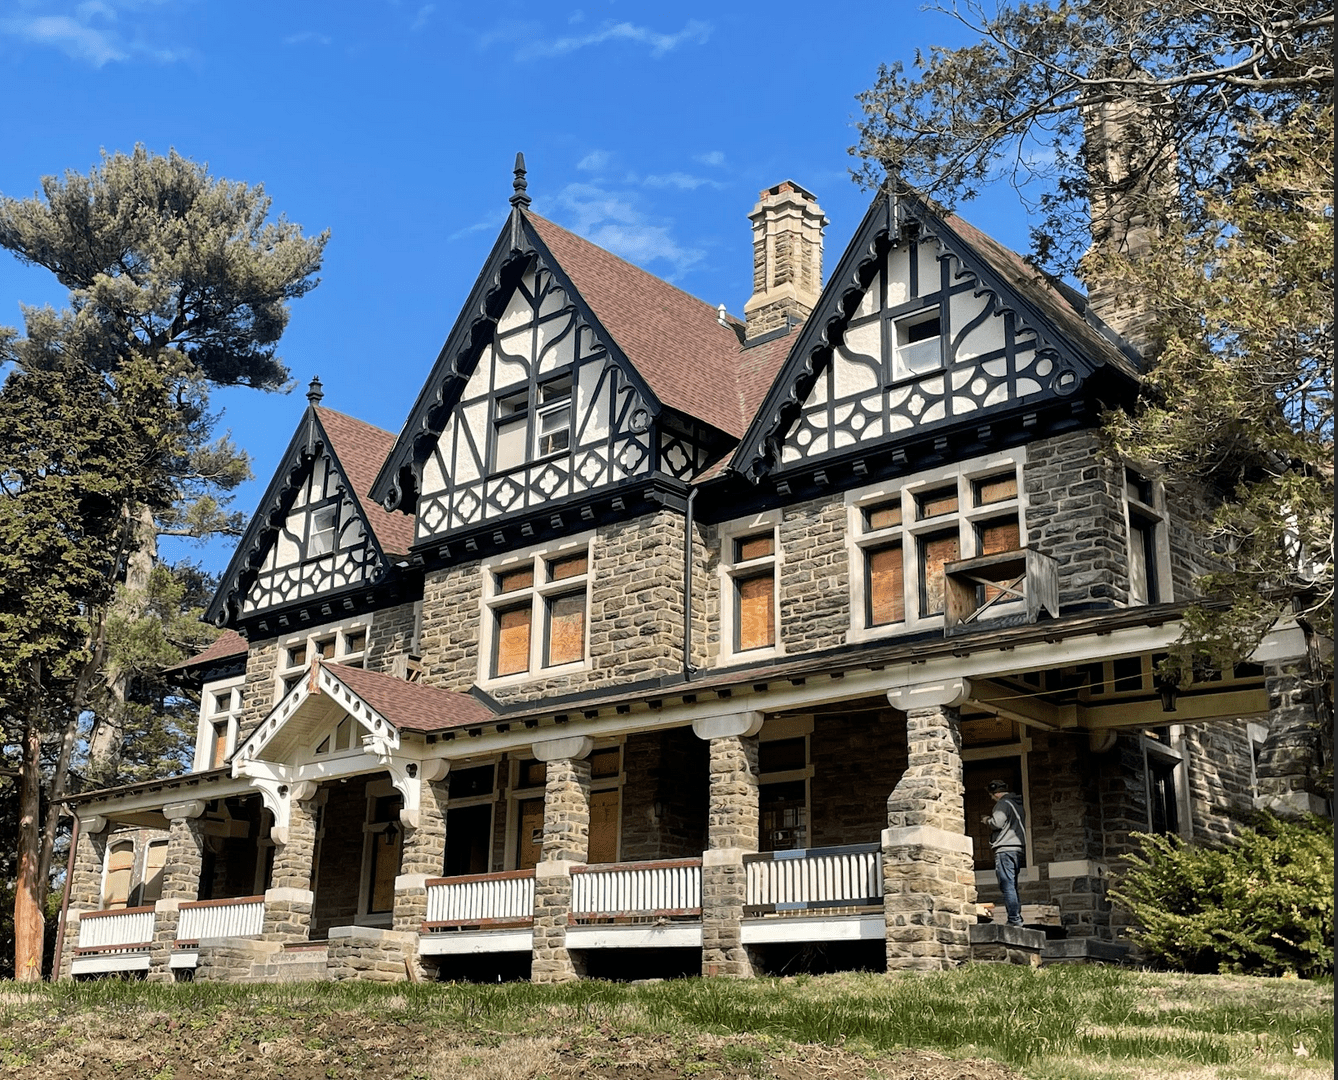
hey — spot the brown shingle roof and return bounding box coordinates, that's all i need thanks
[316,407,416,556]
[530,214,753,438]
[323,662,495,732]
[166,629,248,673]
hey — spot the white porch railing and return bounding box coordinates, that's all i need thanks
[571,859,702,920]
[423,869,535,929]
[744,843,883,914]
[76,906,155,952]
[176,895,266,942]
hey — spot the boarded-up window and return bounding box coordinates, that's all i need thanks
[317,636,336,660]
[545,592,585,666]
[736,571,775,651]
[366,795,402,915]
[977,516,1021,605]
[867,543,904,626]
[516,797,544,870]
[590,748,621,779]
[210,721,230,769]
[140,841,168,906]
[736,534,775,561]
[494,604,532,676]
[104,841,135,909]
[864,500,901,530]
[497,567,534,594]
[920,531,960,616]
[548,554,587,581]
[588,789,619,864]
[974,473,1018,506]
[916,486,958,519]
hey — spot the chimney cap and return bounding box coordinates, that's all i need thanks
[758,179,817,202]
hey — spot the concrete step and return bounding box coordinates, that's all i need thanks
[970,922,1046,966]
[1041,937,1129,965]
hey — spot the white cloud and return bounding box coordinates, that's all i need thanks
[480,18,711,62]
[694,150,726,168]
[448,218,498,242]
[0,1,188,66]
[410,4,434,32]
[283,30,332,46]
[548,182,704,280]
[577,150,613,172]
[641,171,723,191]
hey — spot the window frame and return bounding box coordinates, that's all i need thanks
[846,448,1028,643]
[718,511,784,663]
[275,618,370,701]
[758,716,813,853]
[1140,725,1192,839]
[194,676,245,772]
[491,373,575,473]
[890,306,944,382]
[1123,467,1173,606]
[357,779,403,926]
[479,533,594,686]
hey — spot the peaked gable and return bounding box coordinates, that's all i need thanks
[372,208,742,546]
[206,407,410,628]
[730,187,1142,483]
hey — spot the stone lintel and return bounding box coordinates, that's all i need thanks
[163,799,206,821]
[327,925,418,945]
[532,735,593,762]
[264,887,315,905]
[702,847,753,867]
[882,825,974,856]
[394,873,431,891]
[1047,859,1107,880]
[535,859,581,879]
[692,713,764,741]
[1249,621,1309,664]
[886,679,972,712]
[154,898,184,914]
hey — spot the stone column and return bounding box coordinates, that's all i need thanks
[694,712,763,978]
[263,791,318,942]
[530,735,592,984]
[57,816,109,980]
[393,765,450,935]
[148,801,206,982]
[1257,664,1331,816]
[882,680,977,972]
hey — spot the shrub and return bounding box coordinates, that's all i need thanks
[1110,813,1334,978]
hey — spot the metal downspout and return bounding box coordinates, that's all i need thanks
[682,486,698,681]
[50,808,80,980]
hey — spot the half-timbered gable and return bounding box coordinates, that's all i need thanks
[207,396,414,629]
[731,188,1141,485]
[373,182,746,555]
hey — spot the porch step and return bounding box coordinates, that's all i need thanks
[970,922,1046,966]
[1041,936,1129,965]
[253,944,329,983]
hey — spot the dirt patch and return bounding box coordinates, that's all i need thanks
[4,1007,1020,1080]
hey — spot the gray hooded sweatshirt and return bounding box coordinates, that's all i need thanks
[987,793,1026,853]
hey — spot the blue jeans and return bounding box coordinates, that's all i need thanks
[994,848,1024,925]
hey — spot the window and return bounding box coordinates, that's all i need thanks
[759,718,812,852]
[493,375,573,472]
[1141,726,1189,838]
[103,839,135,909]
[960,718,1033,878]
[508,745,623,870]
[848,450,1026,638]
[892,307,943,381]
[483,540,591,682]
[308,504,337,557]
[1125,469,1169,605]
[138,840,168,906]
[276,620,369,699]
[720,517,781,658]
[445,764,497,877]
[195,679,244,772]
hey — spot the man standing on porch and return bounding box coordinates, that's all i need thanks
[983,779,1026,927]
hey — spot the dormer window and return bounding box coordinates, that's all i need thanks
[892,308,943,381]
[493,375,574,471]
[308,504,337,557]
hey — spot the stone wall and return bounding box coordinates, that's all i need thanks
[1180,719,1258,842]
[778,498,851,655]
[1257,666,1333,815]
[366,600,421,674]
[809,709,908,848]
[620,727,709,862]
[1023,429,1129,610]
[238,636,279,743]
[326,925,419,982]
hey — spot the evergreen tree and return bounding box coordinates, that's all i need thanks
[0,148,326,980]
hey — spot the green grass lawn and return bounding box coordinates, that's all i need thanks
[0,966,1331,1079]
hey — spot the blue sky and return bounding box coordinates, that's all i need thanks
[0,0,1036,575]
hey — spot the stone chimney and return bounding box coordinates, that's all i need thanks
[1081,71,1177,359]
[743,181,827,341]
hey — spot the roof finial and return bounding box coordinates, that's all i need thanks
[307,375,324,405]
[510,152,531,209]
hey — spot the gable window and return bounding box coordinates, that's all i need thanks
[848,450,1026,639]
[1125,469,1169,605]
[276,620,369,700]
[892,307,943,381]
[719,517,781,658]
[307,504,338,557]
[195,678,244,772]
[483,540,591,682]
[493,375,574,472]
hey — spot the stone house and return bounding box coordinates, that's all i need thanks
[55,165,1329,983]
